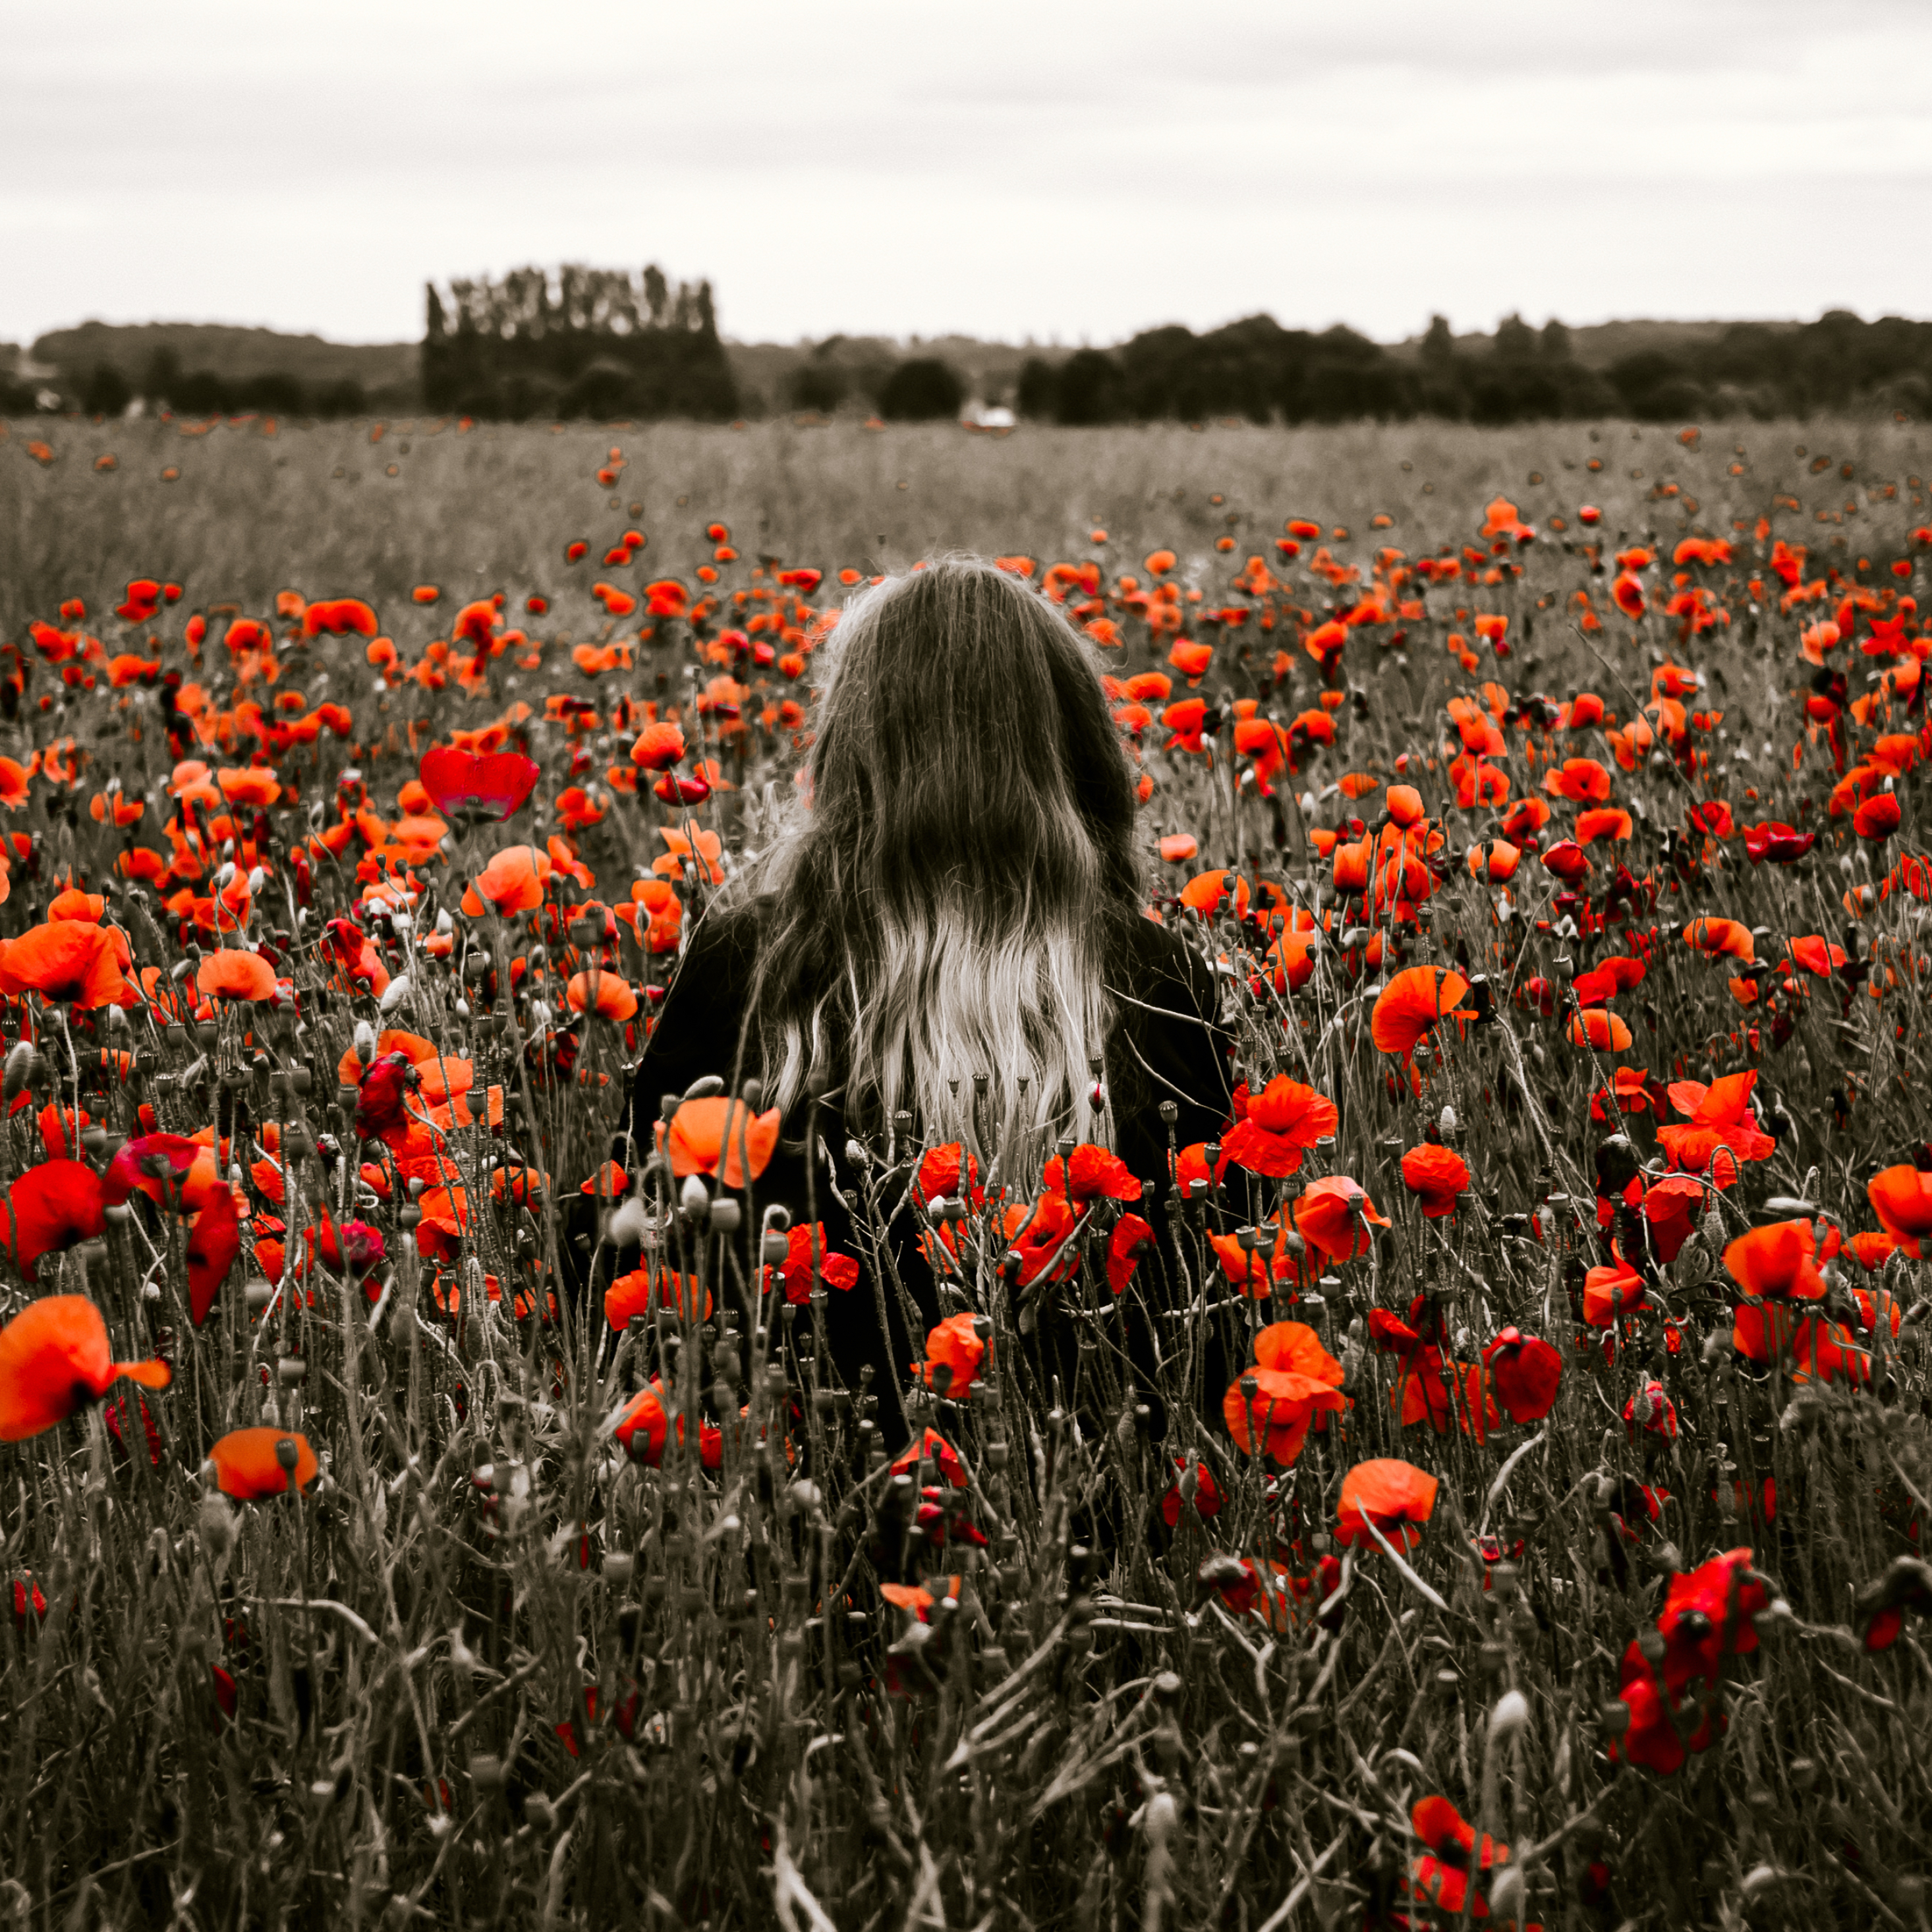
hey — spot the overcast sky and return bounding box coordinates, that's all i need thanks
[6,0,1929,351]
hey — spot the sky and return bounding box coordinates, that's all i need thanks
[6,0,1930,352]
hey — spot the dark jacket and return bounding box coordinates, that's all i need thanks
[598,900,1237,1446]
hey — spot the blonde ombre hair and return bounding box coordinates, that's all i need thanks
[720,557,1145,1175]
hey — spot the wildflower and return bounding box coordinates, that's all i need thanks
[1336,1458,1438,1549]
[208,1427,320,1499]
[1482,1327,1563,1423]
[661,1096,781,1188]
[1371,966,1468,1058]
[1219,1076,1338,1178]
[1400,1143,1469,1217]
[1295,1176,1389,1262]
[0,1297,169,1443]
[1223,1322,1346,1464]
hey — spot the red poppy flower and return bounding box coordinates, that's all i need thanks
[4,1161,106,1282]
[1106,1212,1154,1295]
[1657,1069,1774,1175]
[1042,1144,1143,1203]
[1400,1143,1469,1217]
[1854,791,1902,841]
[1543,757,1612,803]
[1158,1456,1222,1527]
[766,1222,861,1304]
[0,1296,169,1442]
[1724,1219,1828,1301]
[1219,1076,1338,1178]
[418,746,540,822]
[1482,1326,1562,1423]
[188,1185,242,1325]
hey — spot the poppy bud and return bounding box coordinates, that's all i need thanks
[1487,1688,1529,1747]
[679,1174,709,1218]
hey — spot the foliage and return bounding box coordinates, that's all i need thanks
[878,357,965,422]
[421,266,739,422]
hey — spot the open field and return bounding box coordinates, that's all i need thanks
[1,412,1931,1929]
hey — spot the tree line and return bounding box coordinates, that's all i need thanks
[16,287,1931,424]
[1011,311,1932,426]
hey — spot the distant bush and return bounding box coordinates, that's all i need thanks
[1015,356,1060,421]
[80,362,131,417]
[879,357,964,422]
[786,360,850,413]
[1054,349,1123,426]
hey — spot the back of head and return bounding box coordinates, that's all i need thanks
[729,555,1145,1172]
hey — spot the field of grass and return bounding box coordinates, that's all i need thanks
[1,409,1931,1930]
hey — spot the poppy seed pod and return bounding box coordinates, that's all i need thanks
[1,1040,33,1102]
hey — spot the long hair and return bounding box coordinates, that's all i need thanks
[717,556,1145,1174]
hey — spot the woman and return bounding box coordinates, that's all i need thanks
[617,557,1235,1445]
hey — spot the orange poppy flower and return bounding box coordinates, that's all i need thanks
[1336,1458,1438,1550]
[1568,1008,1633,1052]
[463,845,550,917]
[567,970,638,1021]
[606,1266,711,1330]
[217,767,281,809]
[662,1097,780,1189]
[208,1427,320,1499]
[1223,1321,1346,1463]
[1869,1164,1932,1257]
[1370,966,1468,1058]
[1400,1143,1469,1216]
[920,1311,986,1398]
[1724,1220,1827,1301]
[0,921,130,1008]
[1467,838,1520,883]
[198,949,277,1002]
[631,722,687,771]
[1295,1176,1389,1261]
[1684,917,1754,963]
[0,1296,169,1443]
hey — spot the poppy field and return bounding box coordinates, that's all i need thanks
[6,409,1932,1929]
